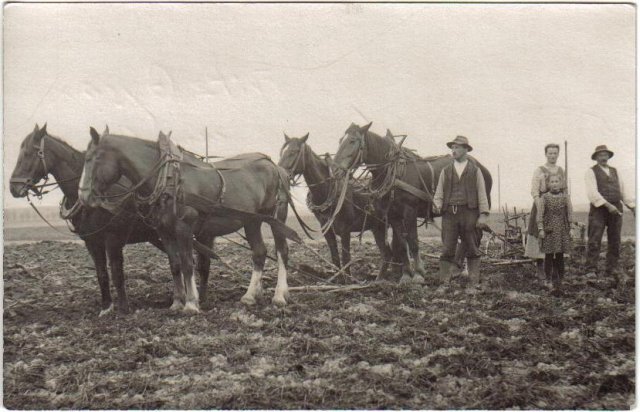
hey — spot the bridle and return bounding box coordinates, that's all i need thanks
[280,140,307,186]
[10,134,80,198]
[336,130,367,176]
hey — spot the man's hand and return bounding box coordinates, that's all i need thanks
[432,204,441,215]
[475,213,491,232]
[606,203,622,215]
[538,229,545,239]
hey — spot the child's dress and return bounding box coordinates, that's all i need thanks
[538,192,572,254]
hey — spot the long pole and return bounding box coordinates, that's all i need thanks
[564,140,569,194]
[497,164,501,211]
[205,127,209,163]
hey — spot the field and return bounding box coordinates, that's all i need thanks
[3,236,635,409]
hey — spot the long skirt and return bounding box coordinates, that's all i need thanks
[524,201,544,259]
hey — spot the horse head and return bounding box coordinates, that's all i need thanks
[10,123,52,197]
[333,122,372,175]
[278,132,309,178]
[79,125,120,208]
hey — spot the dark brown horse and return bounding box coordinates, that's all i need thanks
[333,122,492,281]
[278,133,394,279]
[79,128,300,313]
[9,124,166,316]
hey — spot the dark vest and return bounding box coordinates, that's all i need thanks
[592,165,621,204]
[442,160,479,209]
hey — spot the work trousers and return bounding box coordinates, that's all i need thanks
[586,203,622,274]
[441,204,481,263]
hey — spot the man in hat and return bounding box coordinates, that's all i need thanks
[584,145,635,282]
[433,136,490,288]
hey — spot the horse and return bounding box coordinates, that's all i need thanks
[9,124,167,316]
[79,128,301,313]
[332,122,492,282]
[278,133,395,279]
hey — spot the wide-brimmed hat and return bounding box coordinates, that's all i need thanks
[591,145,614,160]
[446,135,473,152]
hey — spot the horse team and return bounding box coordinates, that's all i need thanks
[10,122,492,315]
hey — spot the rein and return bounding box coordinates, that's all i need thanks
[10,135,82,197]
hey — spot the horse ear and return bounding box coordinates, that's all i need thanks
[41,123,48,135]
[167,131,172,139]
[90,127,100,145]
[103,125,109,136]
[284,132,290,142]
[33,123,39,133]
[361,122,372,133]
[385,129,394,139]
[301,133,309,143]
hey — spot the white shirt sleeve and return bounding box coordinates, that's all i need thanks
[620,177,636,209]
[531,167,545,200]
[585,168,607,208]
[476,169,490,215]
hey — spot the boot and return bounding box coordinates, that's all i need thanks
[467,258,482,288]
[438,260,454,283]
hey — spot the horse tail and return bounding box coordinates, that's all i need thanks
[273,162,316,240]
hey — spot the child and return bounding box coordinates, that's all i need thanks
[537,174,573,294]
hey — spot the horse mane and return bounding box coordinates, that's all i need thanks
[422,154,450,162]
[364,128,423,161]
[43,133,85,163]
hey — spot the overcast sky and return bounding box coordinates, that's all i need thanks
[4,3,635,212]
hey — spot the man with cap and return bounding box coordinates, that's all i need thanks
[433,136,490,288]
[584,145,635,283]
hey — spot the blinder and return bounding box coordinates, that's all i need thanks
[10,135,49,197]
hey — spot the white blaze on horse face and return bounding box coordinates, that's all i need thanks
[78,164,89,202]
[241,267,263,306]
[272,252,288,306]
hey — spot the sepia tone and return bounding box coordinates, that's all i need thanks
[3,3,635,410]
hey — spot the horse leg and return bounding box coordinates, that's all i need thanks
[404,207,426,282]
[390,218,413,283]
[324,230,341,269]
[105,235,129,314]
[160,232,185,311]
[372,223,392,281]
[85,239,113,316]
[195,234,214,303]
[241,222,267,306]
[340,232,352,281]
[176,213,199,314]
[272,199,290,305]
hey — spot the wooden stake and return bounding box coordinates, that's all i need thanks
[205,127,209,163]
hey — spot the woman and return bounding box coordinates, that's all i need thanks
[524,143,566,283]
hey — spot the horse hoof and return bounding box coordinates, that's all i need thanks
[272,295,287,307]
[169,301,184,311]
[399,274,412,284]
[98,304,114,317]
[183,302,200,314]
[241,294,257,306]
[412,275,425,284]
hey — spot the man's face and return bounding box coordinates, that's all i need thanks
[451,144,468,160]
[595,151,610,165]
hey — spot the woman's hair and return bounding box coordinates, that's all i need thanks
[544,143,560,154]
